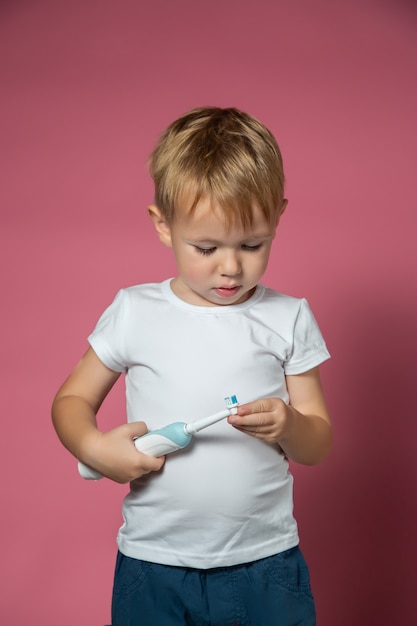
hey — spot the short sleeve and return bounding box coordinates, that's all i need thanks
[284,299,330,375]
[88,290,128,373]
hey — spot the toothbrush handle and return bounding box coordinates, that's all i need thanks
[78,461,103,480]
[133,432,188,456]
[78,422,192,480]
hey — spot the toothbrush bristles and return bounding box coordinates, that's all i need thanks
[224,395,238,408]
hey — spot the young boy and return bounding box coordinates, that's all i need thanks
[52,107,331,626]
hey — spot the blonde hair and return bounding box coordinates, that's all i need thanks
[148,107,285,228]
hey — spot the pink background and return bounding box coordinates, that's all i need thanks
[1,0,416,624]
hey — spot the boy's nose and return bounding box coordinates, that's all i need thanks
[219,251,242,276]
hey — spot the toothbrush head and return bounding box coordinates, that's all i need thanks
[224,395,238,409]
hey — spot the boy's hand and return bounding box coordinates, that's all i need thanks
[227,371,332,465]
[228,398,291,445]
[82,422,165,484]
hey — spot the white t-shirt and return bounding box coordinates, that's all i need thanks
[89,279,330,569]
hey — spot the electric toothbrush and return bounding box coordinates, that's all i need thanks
[78,395,239,480]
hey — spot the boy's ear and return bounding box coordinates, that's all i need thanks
[274,198,288,227]
[147,205,172,247]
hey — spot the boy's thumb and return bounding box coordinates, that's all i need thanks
[125,421,148,439]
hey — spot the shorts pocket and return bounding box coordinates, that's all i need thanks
[267,547,313,595]
[112,551,151,597]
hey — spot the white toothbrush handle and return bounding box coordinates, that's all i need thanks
[78,422,192,480]
[78,461,103,480]
[133,432,189,456]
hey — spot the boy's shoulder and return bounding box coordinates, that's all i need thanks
[253,286,317,330]
[258,285,307,309]
[101,281,169,318]
[118,280,169,300]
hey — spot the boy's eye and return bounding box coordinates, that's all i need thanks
[195,246,217,256]
[242,243,263,252]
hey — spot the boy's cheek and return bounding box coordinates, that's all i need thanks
[181,262,208,283]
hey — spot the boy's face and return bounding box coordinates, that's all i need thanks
[149,197,284,307]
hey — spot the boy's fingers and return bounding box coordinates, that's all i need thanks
[126,421,148,438]
[237,399,274,416]
[139,454,166,472]
[229,410,269,429]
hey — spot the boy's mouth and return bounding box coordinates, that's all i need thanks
[214,286,241,298]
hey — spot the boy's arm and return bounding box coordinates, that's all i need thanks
[52,347,165,482]
[228,366,332,465]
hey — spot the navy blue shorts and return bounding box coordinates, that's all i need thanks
[111,546,316,625]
